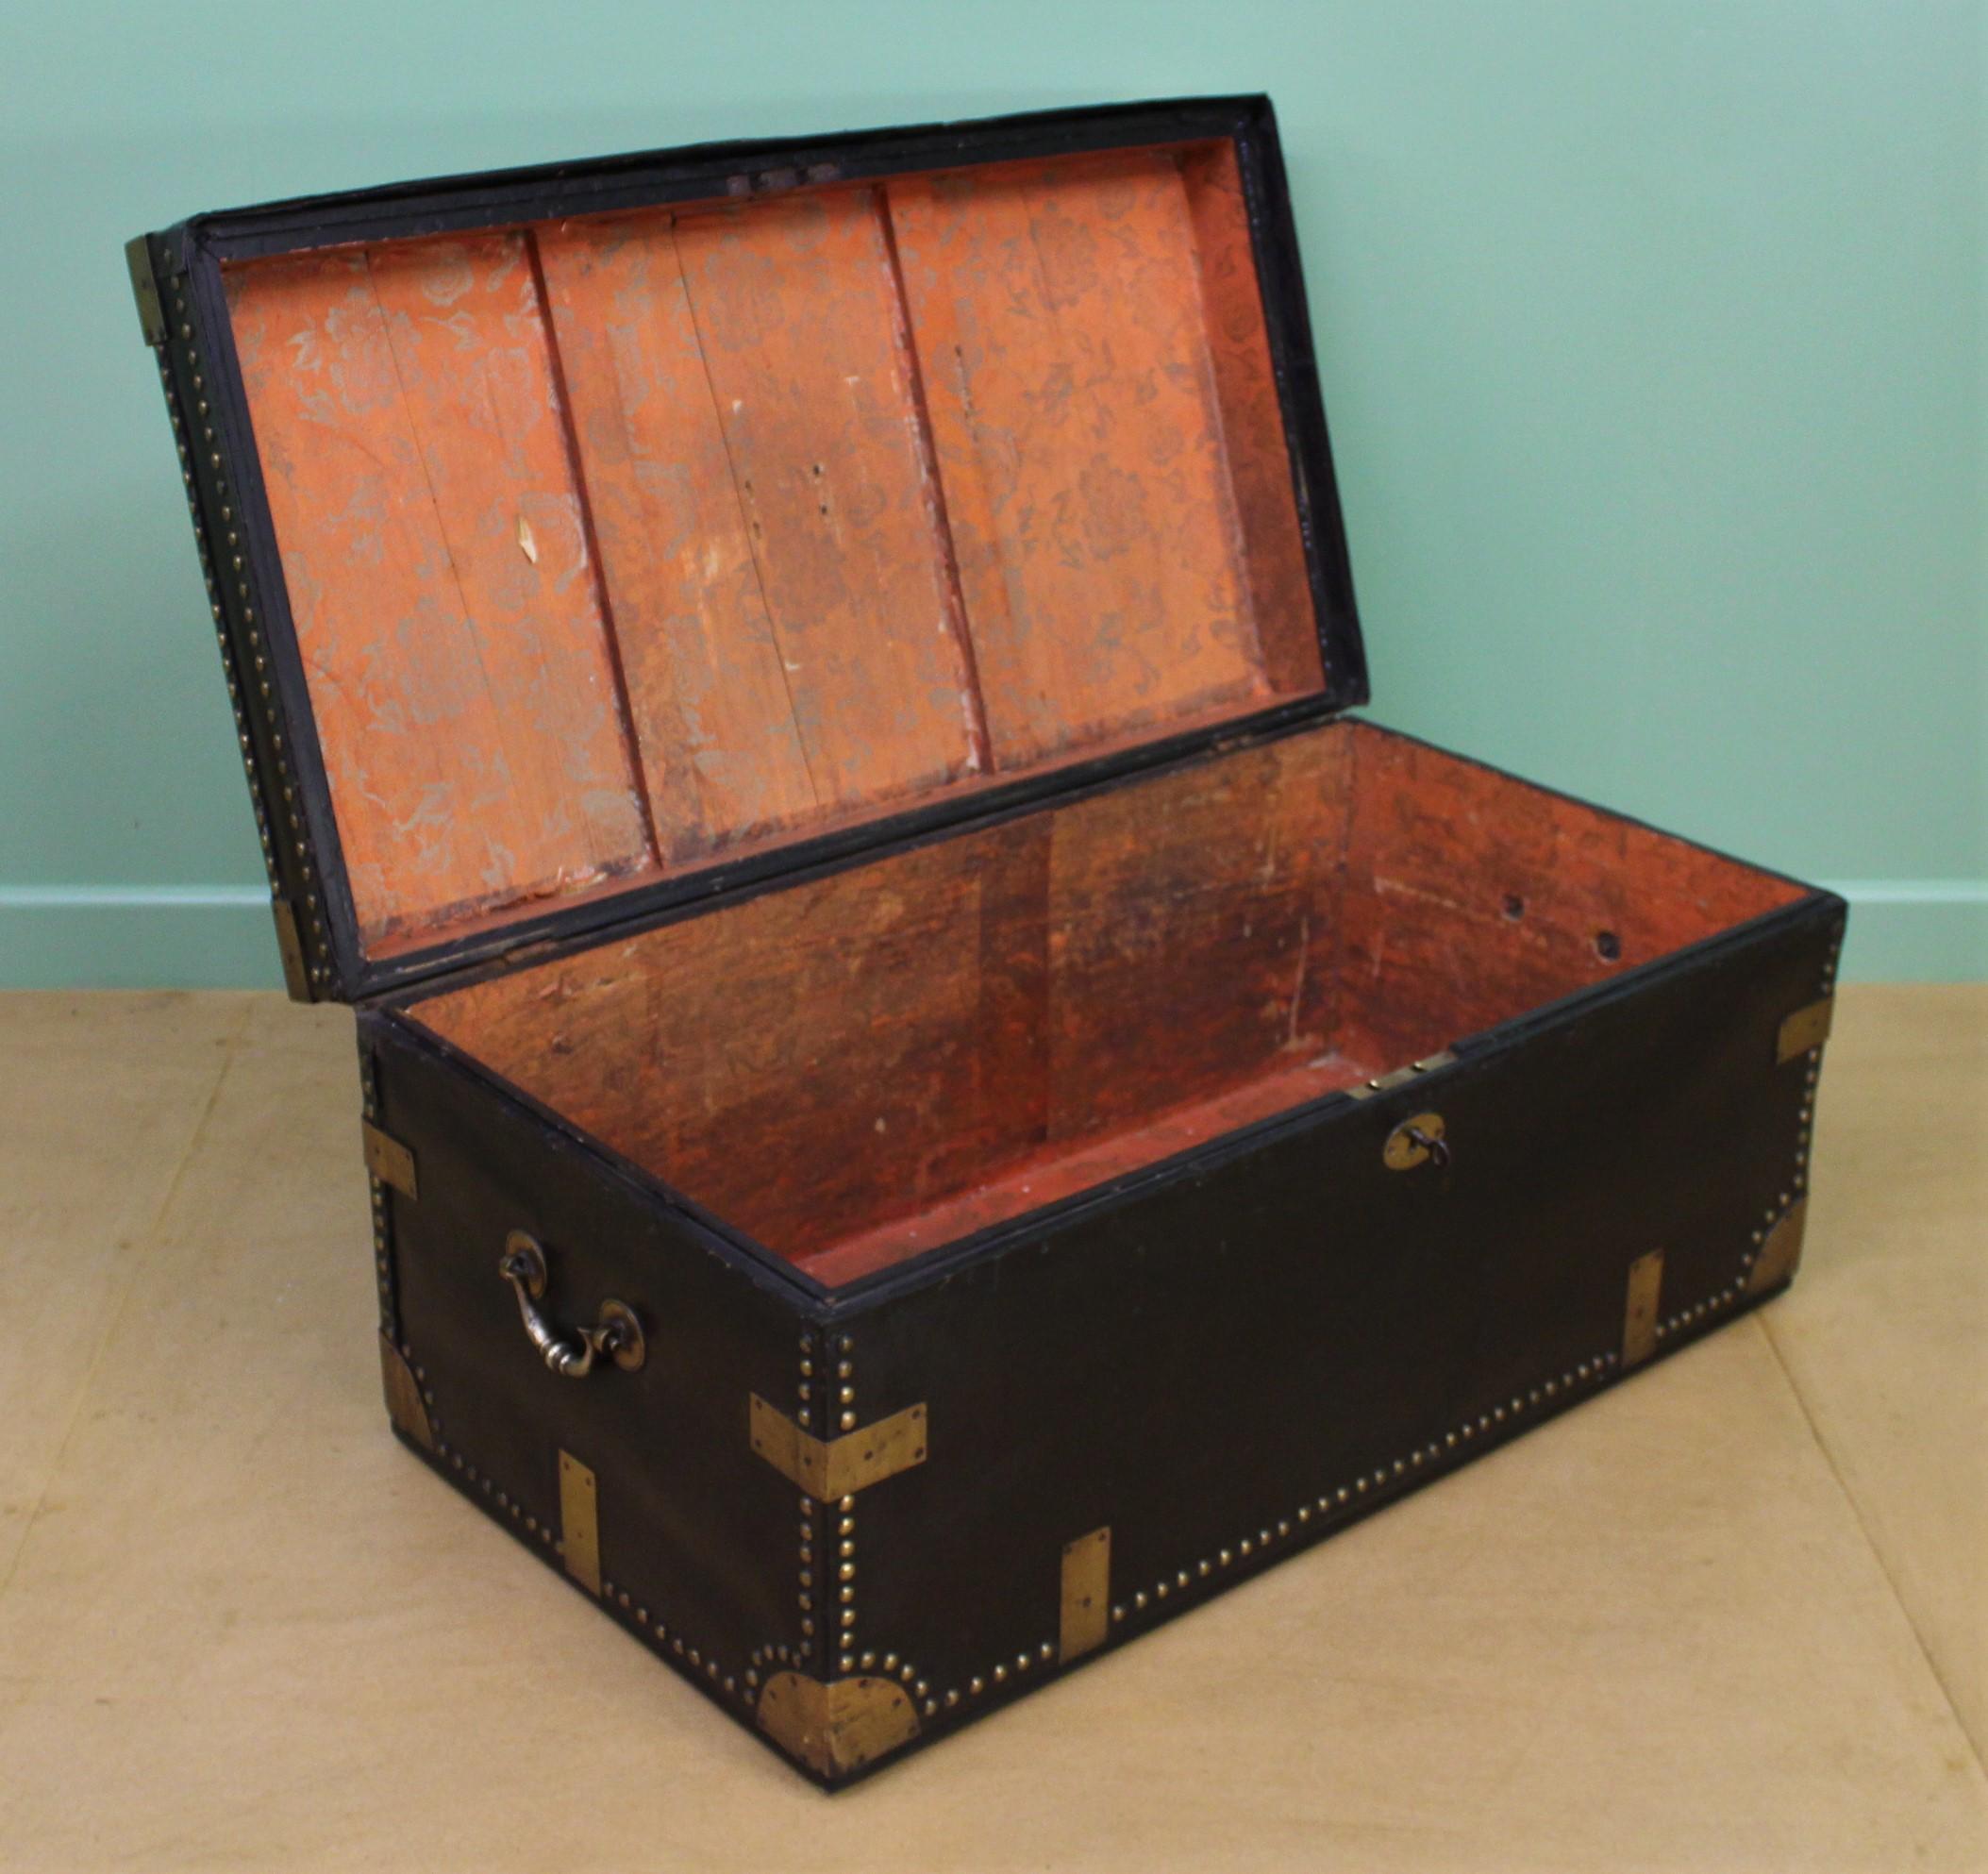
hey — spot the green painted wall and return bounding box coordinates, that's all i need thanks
[2,0,1981,986]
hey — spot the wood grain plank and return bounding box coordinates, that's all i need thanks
[225,239,652,948]
[889,151,1273,768]
[534,213,820,863]
[671,188,982,810]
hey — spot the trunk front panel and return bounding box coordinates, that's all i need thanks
[829,898,1838,1749]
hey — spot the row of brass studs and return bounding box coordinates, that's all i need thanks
[359,1055,396,1340]
[1098,1350,1617,1633]
[825,1333,860,1673]
[415,1356,758,1708]
[789,1347,1608,1727]
[155,276,331,995]
[796,1331,826,1662]
[784,1328,864,1676]
[606,1574,748,1704]
[1094,936,1850,1685]
[409,922,1849,1748]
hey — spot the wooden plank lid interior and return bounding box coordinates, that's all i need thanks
[209,106,1362,980]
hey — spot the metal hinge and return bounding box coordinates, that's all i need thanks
[1347,1050,1456,1099]
[125,236,166,347]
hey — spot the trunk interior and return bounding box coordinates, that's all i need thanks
[409,716,1805,1288]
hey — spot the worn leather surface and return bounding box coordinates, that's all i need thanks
[364,1012,817,1729]
[831,895,1842,1757]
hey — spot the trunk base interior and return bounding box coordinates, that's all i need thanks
[411,718,1803,1287]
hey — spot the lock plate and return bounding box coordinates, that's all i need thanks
[1383,1112,1446,1171]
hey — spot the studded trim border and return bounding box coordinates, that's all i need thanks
[368,914,1847,1772]
[800,929,1848,1745]
[358,1052,401,1341]
[392,1339,766,1717]
[139,236,335,1000]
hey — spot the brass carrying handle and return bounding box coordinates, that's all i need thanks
[497,1230,646,1379]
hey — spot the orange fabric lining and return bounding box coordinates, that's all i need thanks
[223,140,1320,955]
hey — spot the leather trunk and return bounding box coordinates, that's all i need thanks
[127,95,1845,1786]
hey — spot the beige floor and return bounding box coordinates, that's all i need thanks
[0,987,1980,1872]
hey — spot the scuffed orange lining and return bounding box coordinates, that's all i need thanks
[411,720,1806,1286]
[223,141,1322,955]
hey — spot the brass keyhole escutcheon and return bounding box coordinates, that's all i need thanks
[1384,1112,1449,1172]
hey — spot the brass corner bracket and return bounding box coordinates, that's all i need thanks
[757,1671,920,1778]
[377,1335,434,1450]
[1777,996,1834,1063]
[1059,1526,1111,1662]
[748,1395,927,1499]
[1622,1248,1664,1367]
[1746,1198,1809,1296]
